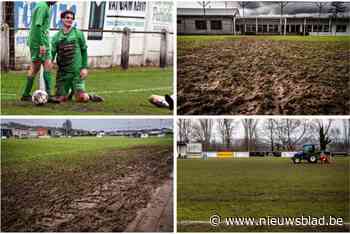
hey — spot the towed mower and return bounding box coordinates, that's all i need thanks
[292,144,330,164]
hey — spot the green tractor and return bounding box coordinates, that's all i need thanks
[292,144,322,164]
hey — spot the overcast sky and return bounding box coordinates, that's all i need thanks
[178,1,350,17]
[1,119,173,131]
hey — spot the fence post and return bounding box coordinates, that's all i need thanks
[121,27,130,70]
[1,23,10,72]
[159,29,168,68]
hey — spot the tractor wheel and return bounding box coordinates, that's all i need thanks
[308,155,318,163]
[293,157,301,164]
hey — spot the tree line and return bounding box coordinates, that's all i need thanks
[178,119,350,152]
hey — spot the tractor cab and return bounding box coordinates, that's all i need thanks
[292,144,318,164]
[303,144,315,154]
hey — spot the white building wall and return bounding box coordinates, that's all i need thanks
[9,1,173,69]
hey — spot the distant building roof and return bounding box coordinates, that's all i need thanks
[178,8,349,19]
[178,8,239,17]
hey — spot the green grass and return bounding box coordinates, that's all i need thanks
[1,136,172,166]
[178,35,350,42]
[177,158,350,232]
[1,67,173,115]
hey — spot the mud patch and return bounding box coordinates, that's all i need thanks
[2,145,173,232]
[177,38,350,115]
[126,179,173,232]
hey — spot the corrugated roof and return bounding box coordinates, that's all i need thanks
[177,8,239,16]
[177,8,349,19]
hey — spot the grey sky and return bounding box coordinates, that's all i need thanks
[1,119,173,131]
[178,1,350,17]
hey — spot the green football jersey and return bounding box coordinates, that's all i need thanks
[28,2,51,49]
[51,27,88,74]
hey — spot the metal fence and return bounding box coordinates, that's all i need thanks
[1,25,174,71]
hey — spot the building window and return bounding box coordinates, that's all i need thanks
[306,25,312,32]
[324,25,329,32]
[336,25,347,32]
[271,24,278,33]
[290,24,296,33]
[210,20,222,30]
[263,24,267,32]
[195,20,207,30]
[312,24,323,32]
[246,24,256,32]
[177,20,181,24]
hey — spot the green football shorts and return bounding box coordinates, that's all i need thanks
[55,71,86,96]
[30,46,52,63]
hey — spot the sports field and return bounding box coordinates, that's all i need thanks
[177,35,350,115]
[1,67,172,115]
[1,136,173,231]
[177,157,350,232]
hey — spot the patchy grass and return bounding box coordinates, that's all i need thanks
[1,136,172,166]
[1,67,173,115]
[177,157,350,232]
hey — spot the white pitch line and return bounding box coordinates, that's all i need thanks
[178,221,210,225]
[178,221,350,226]
[92,87,171,94]
[1,87,172,97]
[2,93,17,96]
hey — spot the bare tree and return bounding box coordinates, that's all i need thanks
[314,2,328,35]
[192,119,213,143]
[192,119,214,158]
[178,119,192,143]
[274,119,309,150]
[217,119,236,148]
[317,120,333,151]
[242,119,259,151]
[277,2,289,35]
[343,119,350,152]
[261,119,278,152]
[329,127,341,145]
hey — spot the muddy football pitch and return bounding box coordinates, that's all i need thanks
[1,136,173,232]
[177,36,350,115]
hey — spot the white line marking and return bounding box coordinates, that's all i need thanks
[95,87,171,94]
[1,87,172,97]
[2,93,17,96]
[178,221,210,225]
[178,221,350,226]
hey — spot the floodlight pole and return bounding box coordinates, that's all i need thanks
[198,1,211,33]
[315,3,328,36]
[278,2,288,35]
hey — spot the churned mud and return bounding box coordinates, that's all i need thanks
[1,145,173,232]
[177,38,350,115]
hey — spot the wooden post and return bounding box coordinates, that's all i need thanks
[159,29,167,68]
[121,27,130,70]
[1,23,10,72]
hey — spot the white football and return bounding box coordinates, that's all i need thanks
[32,90,48,105]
